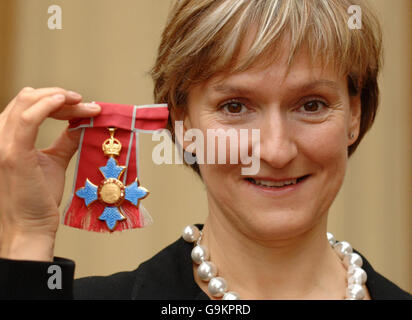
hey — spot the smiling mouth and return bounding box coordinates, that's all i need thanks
[244,175,310,188]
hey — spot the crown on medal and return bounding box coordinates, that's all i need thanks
[102,128,122,157]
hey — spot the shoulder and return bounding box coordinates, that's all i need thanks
[74,269,136,300]
[130,235,206,299]
[354,249,412,300]
[74,234,206,300]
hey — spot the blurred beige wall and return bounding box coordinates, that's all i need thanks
[0,0,411,294]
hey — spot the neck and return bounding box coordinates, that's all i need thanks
[194,210,347,299]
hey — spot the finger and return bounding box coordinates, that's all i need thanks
[14,94,68,151]
[49,102,101,120]
[9,87,83,116]
[30,87,83,105]
[41,126,83,169]
[1,87,34,118]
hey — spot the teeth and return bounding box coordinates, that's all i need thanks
[252,178,297,187]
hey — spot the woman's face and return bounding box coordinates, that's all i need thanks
[178,45,361,241]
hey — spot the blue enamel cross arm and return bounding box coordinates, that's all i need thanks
[75,179,98,207]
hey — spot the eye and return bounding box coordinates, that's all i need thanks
[219,100,248,116]
[297,99,329,114]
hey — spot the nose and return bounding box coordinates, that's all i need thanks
[258,110,298,169]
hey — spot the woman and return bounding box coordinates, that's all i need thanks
[0,0,411,300]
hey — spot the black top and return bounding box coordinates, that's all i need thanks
[0,224,411,300]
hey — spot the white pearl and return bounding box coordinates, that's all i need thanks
[347,265,359,277]
[327,232,336,246]
[191,245,209,264]
[348,268,367,285]
[208,277,227,297]
[182,225,200,243]
[222,291,240,300]
[343,252,363,268]
[333,241,353,259]
[198,261,217,281]
[346,284,366,300]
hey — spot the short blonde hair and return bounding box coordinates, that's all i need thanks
[151,0,383,176]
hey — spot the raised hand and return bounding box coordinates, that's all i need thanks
[0,87,101,261]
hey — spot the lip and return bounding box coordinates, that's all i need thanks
[243,175,311,197]
[245,176,305,182]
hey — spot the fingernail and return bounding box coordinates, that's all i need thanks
[67,91,82,99]
[52,94,65,101]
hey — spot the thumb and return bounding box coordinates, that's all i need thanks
[42,126,82,168]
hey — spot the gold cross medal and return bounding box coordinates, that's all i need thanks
[63,102,168,232]
[74,128,149,231]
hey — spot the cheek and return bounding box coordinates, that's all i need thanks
[298,119,349,215]
[191,117,247,167]
[195,124,244,205]
[298,117,348,165]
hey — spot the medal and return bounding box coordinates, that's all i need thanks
[75,128,149,231]
[63,102,169,232]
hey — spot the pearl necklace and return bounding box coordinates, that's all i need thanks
[182,225,368,300]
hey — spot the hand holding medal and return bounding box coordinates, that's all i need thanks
[0,87,169,264]
[0,87,101,261]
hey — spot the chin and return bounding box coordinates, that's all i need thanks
[235,206,320,242]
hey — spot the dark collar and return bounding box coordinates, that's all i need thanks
[131,224,209,299]
[355,248,412,300]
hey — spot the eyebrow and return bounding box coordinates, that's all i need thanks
[211,79,340,95]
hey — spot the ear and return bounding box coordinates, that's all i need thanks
[348,94,361,147]
[169,105,193,152]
